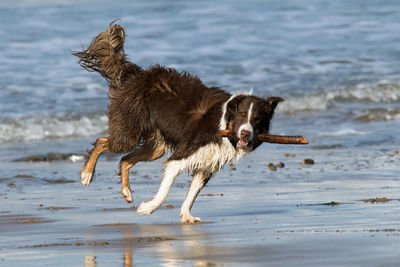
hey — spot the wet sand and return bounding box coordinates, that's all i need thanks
[1,144,400,266]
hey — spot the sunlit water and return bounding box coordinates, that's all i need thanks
[0,0,399,148]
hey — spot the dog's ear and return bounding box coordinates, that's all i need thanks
[225,98,238,125]
[259,96,284,134]
[266,96,284,111]
[226,98,237,113]
[225,96,242,120]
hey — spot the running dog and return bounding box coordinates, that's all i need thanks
[73,22,284,223]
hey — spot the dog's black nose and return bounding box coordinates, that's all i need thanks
[240,129,250,141]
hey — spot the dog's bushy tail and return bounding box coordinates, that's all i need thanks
[72,21,140,88]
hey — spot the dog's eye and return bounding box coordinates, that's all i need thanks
[254,117,261,123]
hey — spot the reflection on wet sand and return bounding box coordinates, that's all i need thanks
[84,255,96,267]
[84,223,216,267]
[121,224,134,267]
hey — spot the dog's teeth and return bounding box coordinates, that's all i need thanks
[80,172,93,186]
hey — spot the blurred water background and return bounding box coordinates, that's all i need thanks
[0,0,399,155]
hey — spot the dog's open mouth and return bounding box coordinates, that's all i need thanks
[237,139,249,149]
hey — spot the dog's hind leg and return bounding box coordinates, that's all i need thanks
[180,172,212,223]
[137,160,182,215]
[119,141,166,203]
[81,137,109,186]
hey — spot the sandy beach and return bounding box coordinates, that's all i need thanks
[1,141,400,266]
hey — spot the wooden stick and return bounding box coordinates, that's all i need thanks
[257,134,309,144]
[217,130,309,145]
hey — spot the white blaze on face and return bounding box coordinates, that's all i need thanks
[237,102,254,148]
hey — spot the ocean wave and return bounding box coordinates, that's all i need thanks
[0,114,107,143]
[278,81,400,113]
[318,128,368,137]
[355,108,400,123]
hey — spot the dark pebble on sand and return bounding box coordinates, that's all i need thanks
[302,159,315,166]
[267,163,277,171]
[277,162,285,168]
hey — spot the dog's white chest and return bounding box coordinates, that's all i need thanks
[172,139,249,174]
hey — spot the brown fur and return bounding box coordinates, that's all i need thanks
[73,22,230,156]
[81,137,108,178]
[72,21,142,89]
[73,22,231,201]
[73,22,283,218]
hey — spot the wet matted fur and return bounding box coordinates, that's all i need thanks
[73,22,283,223]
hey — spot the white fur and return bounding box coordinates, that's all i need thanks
[137,138,251,216]
[180,172,205,223]
[175,139,250,174]
[219,94,237,131]
[237,102,254,139]
[137,141,249,215]
[247,102,254,123]
[121,187,133,203]
[138,92,254,218]
[80,172,93,186]
[137,160,182,215]
[219,90,253,131]
[180,92,253,173]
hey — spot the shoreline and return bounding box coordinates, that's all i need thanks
[1,143,400,266]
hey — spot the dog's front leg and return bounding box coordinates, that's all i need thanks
[180,172,211,223]
[137,160,182,215]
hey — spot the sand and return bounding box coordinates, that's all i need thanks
[1,144,400,266]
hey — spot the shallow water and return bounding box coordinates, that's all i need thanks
[1,0,400,266]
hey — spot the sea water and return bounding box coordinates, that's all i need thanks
[0,0,399,152]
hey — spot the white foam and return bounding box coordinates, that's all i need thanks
[278,93,333,113]
[278,82,400,114]
[318,129,367,137]
[355,108,400,123]
[0,114,108,143]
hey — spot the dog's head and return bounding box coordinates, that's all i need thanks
[222,95,284,151]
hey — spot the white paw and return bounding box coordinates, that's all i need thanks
[180,213,201,223]
[121,187,133,203]
[80,172,93,186]
[137,201,159,215]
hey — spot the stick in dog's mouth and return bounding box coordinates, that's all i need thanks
[217,130,309,145]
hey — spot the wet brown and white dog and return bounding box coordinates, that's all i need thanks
[73,22,283,223]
